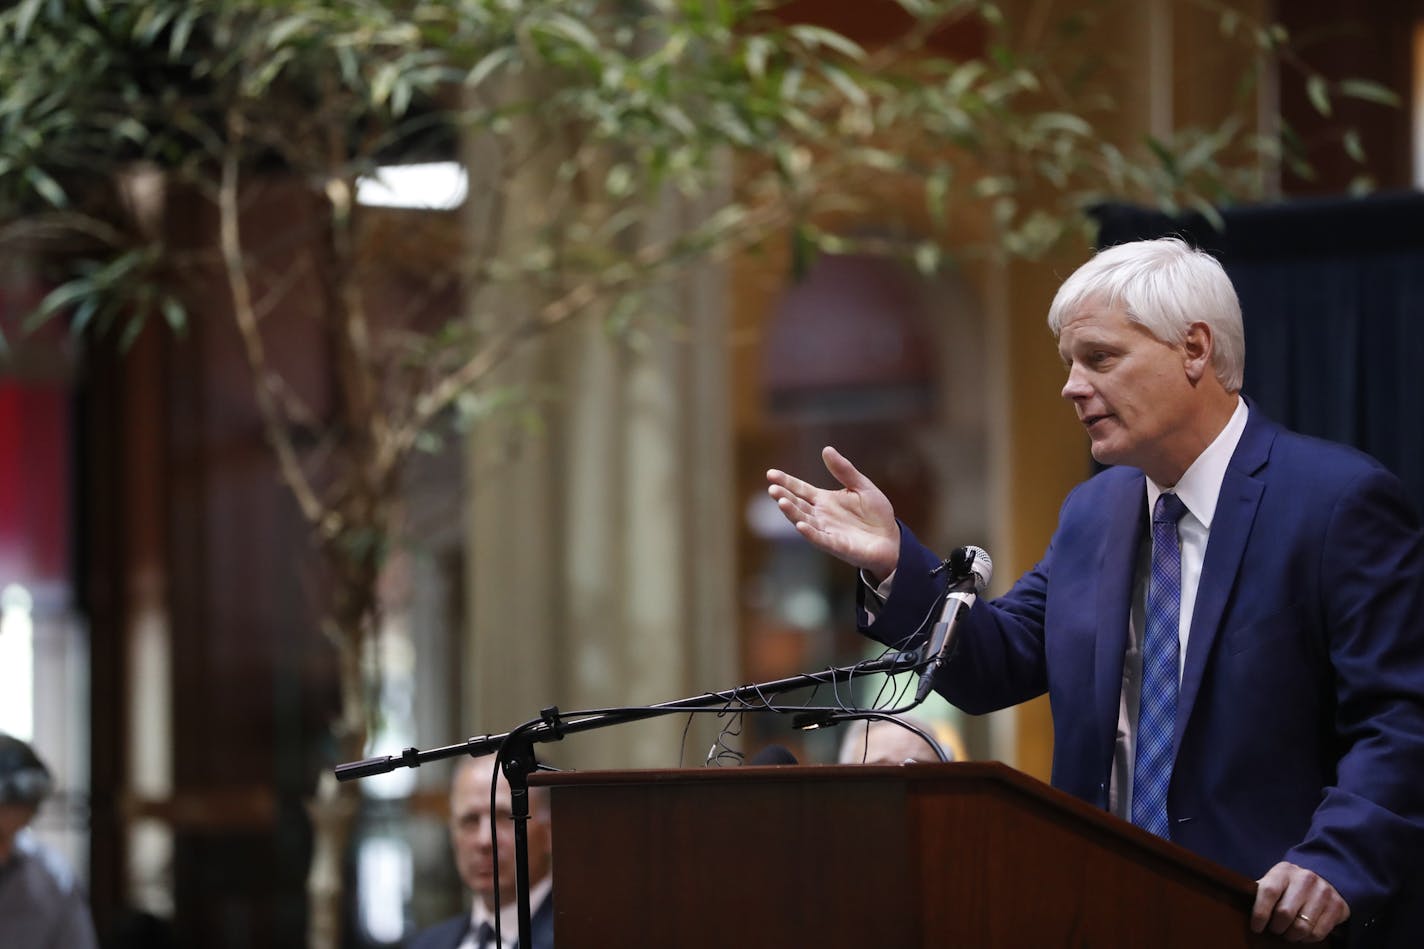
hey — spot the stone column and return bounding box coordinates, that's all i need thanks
[463,118,736,769]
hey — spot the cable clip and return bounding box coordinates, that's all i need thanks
[539,705,566,741]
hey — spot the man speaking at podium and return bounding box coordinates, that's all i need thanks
[767,238,1424,946]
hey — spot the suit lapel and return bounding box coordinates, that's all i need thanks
[1172,411,1274,759]
[1093,473,1148,760]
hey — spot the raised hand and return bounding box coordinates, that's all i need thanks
[766,446,901,583]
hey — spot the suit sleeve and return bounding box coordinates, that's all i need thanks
[1286,464,1424,927]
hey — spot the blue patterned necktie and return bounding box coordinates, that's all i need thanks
[1132,491,1187,838]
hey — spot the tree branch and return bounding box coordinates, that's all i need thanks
[219,131,333,536]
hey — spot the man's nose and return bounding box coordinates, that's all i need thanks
[1061,365,1090,401]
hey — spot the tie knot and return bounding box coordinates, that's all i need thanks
[1154,492,1187,525]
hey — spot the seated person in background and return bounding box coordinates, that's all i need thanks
[407,753,554,949]
[0,732,99,949]
[837,715,965,765]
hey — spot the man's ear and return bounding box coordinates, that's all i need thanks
[1183,322,1213,383]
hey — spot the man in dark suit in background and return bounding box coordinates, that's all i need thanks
[767,238,1424,946]
[406,754,554,949]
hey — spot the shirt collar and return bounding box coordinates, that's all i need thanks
[1145,396,1248,528]
[470,873,553,944]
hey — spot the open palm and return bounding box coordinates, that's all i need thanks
[765,446,901,582]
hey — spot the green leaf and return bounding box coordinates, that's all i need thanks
[1305,75,1331,117]
[1144,135,1177,176]
[113,117,150,146]
[24,166,68,208]
[820,64,868,108]
[846,147,901,171]
[788,25,865,61]
[169,9,199,57]
[266,16,310,50]
[466,46,515,88]
[119,313,147,351]
[371,62,398,106]
[925,167,951,228]
[28,278,95,330]
[69,296,99,335]
[1342,129,1365,163]
[14,0,43,44]
[944,60,986,97]
[779,65,804,101]
[1347,174,1375,196]
[1033,112,1092,137]
[1185,194,1225,233]
[605,163,634,197]
[1337,79,1400,108]
[335,45,360,85]
[913,241,940,276]
[972,175,1014,198]
[538,13,601,54]
[391,78,412,117]
[160,295,187,333]
[133,5,177,47]
[745,36,771,80]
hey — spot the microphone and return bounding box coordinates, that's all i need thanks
[914,546,992,704]
[748,744,799,766]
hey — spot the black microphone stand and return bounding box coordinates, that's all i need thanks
[335,650,924,949]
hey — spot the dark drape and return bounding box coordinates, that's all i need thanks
[1092,192,1424,515]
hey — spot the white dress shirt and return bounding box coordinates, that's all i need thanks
[458,875,553,949]
[1109,396,1248,819]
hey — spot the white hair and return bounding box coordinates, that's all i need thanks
[1047,237,1245,392]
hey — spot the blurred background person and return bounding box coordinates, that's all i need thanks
[837,715,966,765]
[0,732,98,949]
[407,753,554,949]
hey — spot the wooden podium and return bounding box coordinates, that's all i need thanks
[534,762,1286,947]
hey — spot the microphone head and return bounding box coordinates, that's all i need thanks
[747,744,798,766]
[948,545,992,594]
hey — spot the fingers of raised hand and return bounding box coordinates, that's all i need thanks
[771,494,814,530]
[766,473,815,522]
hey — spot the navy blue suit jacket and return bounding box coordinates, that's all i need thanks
[405,893,554,949]
[863,409,1424,945]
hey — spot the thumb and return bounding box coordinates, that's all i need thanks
[821,445,874,492]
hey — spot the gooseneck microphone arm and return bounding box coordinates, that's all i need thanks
[333,649,927,782]
[334,648,926,949]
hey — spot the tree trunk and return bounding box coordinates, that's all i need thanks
[305,771,361,949]
[303,537,383,949]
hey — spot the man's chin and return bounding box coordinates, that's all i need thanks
[461,870,495,894]
[1089,442,1119,466]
